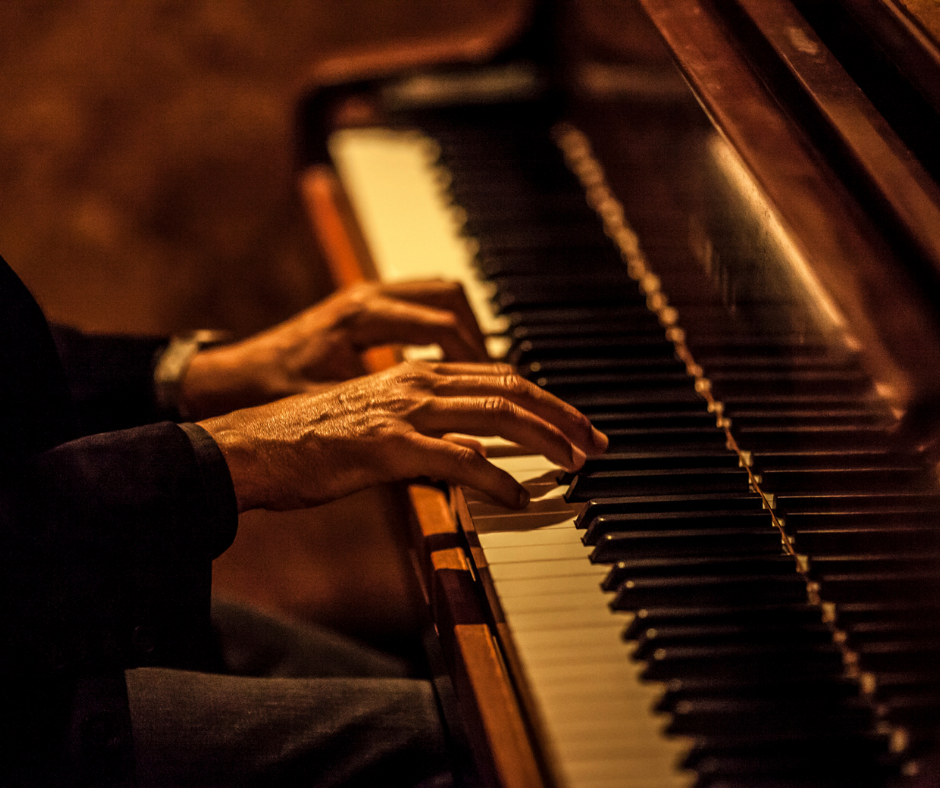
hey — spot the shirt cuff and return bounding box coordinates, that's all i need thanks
[177,422,239,558]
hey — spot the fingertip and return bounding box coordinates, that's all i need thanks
[516,485,531,508]
[591,426,609,453]
[568,444,587,471]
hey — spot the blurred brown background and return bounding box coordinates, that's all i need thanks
[0,0,502,645]
[0,0,496,335]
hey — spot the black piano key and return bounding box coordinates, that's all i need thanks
[584,409,716,431]
[512,322,668,346]
[622,603,823,640]
[641,642,845,681]
[538,372,694,398]
[727,408,895,428]
[460,199,595,227]
[842,620,940,646]
[724,394,883,411]
[776,492,940,513]
[795,525,940,554]
[783,509,940,533]
[816,572,940,603]
[751,450,915,469]
[682,730,897,771]
[506,334,675,364]
[708,369,874,397]
[692,752,894,788]
[685,337,834,357]
[603,428,729,452]
[502,305,656,327]
[496,283,643,312]
[755,465,932,494]
[808,553,940,580]
[591,527,786,562]
[613,573,809,610]
[563,450,742,479]
[603,554,795,590]
[520,357,685,377]
[701,353,860,370]
[732,424,898,451]
[667,695,875,737]
[493,270,635,293]
[566,466,753,501]
[583,509,774,546]
[632,621,832,660]
[477,248,625,277]
[576,492,767,529]
[833,600,940,627]
[881,695,940,732]
[566,389,706,412]
[658,674,862,711]
[857,640,940,672]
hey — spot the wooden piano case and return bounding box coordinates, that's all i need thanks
[296,1,940,786]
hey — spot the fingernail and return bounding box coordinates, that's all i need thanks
[591,427,609,451]
[517,486,530,508]
[569,445,587,470]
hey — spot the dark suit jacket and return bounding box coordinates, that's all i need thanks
[0,256,238,785]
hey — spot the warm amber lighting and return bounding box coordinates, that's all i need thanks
[709,135,849,334]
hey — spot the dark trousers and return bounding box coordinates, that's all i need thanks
[126,599,454,787]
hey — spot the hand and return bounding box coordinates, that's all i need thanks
[180,280,489,419]
[199,361,608,513]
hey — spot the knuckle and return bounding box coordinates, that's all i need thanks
[407,394,436,420]
[397,360,432,383]
[483,396,516,417]
[444,280,464,298]
[500,373,531,397]
[451,444,484,471]
[437,311,460,332]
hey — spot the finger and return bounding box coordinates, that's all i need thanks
[428,371,609,455]
[405,433,529,509]
[350,296,485,362]
[424,361,516,376]
[442,433,488,456]
[379,280,488,358]
[411,396,586,471]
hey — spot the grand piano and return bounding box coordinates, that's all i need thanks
[296,1,940,785]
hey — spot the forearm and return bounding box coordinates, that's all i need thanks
[4,422,237,671]
[49,325,168,433]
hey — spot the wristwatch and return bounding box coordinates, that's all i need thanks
[154,329,231,420]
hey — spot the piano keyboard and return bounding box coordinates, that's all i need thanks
[330,101,940,787]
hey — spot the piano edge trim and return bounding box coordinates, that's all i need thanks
[301,160,549,788]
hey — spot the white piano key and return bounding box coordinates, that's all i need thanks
[487,557,608,581]
[478,528,583,548]
[497,589,615,614]
[507,606,629,633]
[488,454,562,476]
[332,129,693,788]
[491,573,605,598]
[329,128,508,339]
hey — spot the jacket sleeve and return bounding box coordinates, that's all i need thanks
[49,325,170,434]
[2,421,238,674]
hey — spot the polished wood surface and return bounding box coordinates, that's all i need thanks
[630,0,940,412]
[295,1,940,783]
[299,155,545,786]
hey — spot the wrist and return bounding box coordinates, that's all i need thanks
[197,412,266,514]
[154,330,231,420]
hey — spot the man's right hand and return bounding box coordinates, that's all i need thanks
[198,361,608,513]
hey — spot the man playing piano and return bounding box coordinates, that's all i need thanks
[0,258,607,787]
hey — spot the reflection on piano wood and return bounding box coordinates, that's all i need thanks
[300,1,940,786]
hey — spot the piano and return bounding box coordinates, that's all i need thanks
[297,1,940,786]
